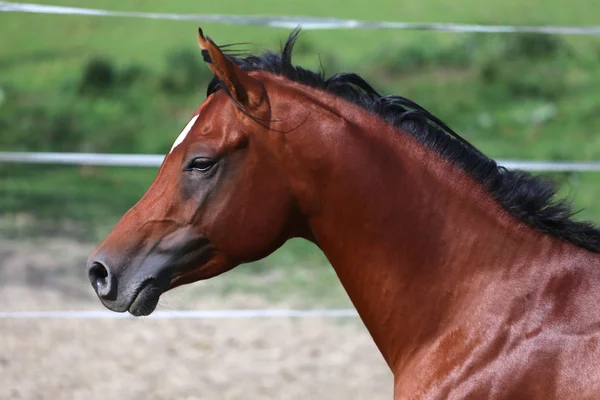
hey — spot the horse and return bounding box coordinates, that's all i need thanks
[87,28,600,399]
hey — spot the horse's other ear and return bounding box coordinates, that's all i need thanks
[197,27,265,110]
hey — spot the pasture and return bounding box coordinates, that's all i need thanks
[1,0,600,398]
[2,0,600,241]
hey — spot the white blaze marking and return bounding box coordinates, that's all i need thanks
[170,114,200,153]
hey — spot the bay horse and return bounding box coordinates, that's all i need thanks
[88,28,600,399]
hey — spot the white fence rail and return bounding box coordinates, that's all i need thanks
[2,2,600,35]
[0,309,359,319]
[1,152,599,172]
[0,152,165,167]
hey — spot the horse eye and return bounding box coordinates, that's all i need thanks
[188,158,216,173]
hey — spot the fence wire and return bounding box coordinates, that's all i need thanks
[2,2,599,321]
[2,1,600,35]
[0,309,360,319]
[1,152,599,172]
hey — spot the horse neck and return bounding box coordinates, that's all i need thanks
[278,91,568,370]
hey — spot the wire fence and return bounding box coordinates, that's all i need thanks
[0,309,359,319]
[2,2,599,320]
[2,1,600,35]
[1,152,600,172]
[1,2,599,173]
[1,2,599,172]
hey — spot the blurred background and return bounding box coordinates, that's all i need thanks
[1,0,600,398]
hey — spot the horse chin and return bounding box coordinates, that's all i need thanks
[127,280,164,317]
[169,257,233,289]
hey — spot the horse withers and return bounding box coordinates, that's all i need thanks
[88,28,600,399]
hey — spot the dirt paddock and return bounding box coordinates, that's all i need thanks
[0,239,392,399]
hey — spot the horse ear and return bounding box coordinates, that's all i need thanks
[197,28,265,110]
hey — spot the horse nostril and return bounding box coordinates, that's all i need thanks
[88,261,115,299]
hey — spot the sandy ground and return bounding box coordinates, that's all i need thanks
[0,238,392,400]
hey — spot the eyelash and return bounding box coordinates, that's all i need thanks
[187,158,216,173]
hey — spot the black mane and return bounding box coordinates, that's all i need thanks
[206,29,600,253]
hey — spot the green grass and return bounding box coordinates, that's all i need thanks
[2,0,600,301]
[0,164,155,239]
[1,0,600,89]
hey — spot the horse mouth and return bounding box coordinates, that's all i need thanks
[128,280,164,317]
[124,242,214,316]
